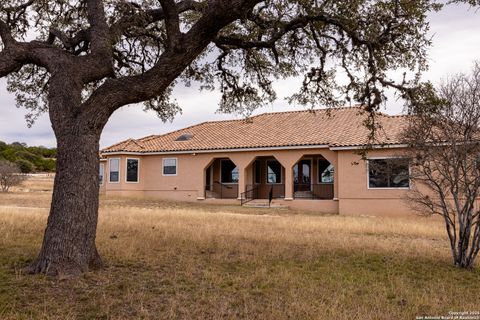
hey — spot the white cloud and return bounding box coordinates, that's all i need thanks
[0,85,55,147]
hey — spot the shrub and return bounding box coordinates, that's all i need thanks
[0,161,25,192]
[15,150,41,164]
[39,159,56,172]
[15,159,35,173]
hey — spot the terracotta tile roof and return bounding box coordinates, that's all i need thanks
[101,107,409,154]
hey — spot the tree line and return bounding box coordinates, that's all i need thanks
[0,141,56,173]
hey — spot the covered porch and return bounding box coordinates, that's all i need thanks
[203,152,335,204]
[292,155,334,200]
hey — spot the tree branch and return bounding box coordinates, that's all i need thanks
[72,0,115,82]
[214,12,373,51]
[0,20,14,46]
[159,0,182,51]
[0,20,72,76]
[86,0,110,56]
[109,0,200,44]
[81,0,263,126]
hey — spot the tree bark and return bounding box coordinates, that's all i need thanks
[27,130,103,276]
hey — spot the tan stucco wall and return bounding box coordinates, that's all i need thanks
[101,147,417,216]
[336,148,413,216]
[103,155,146,192]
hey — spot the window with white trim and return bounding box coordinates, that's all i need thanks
[163,158,177,175]
[368,158,409,188]
[99,163,105,185]
[126,158,139,182]
[109,158,120,183]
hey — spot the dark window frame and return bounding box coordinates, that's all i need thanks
[368,158,410,189]
[293,159,311,185]
[99,163,105,185]
[220,159,239,184]
[318,159,334,184]
[109,158,120,183]
[126,158,140,183]
[266,160,282,184]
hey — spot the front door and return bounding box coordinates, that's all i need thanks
[294,159,311,191]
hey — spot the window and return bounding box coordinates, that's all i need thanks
[321,165,334,183]
[99,163,105,185]
[368,158,410,188]
[109,158,120,183]
[267,160,282,184]
[126,158,139,182]
[221,160,239,183]
[163,158,177,176]
[318,159,334,183]
[293,160,310,184]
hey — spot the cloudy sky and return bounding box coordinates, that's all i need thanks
[0,3,478,148]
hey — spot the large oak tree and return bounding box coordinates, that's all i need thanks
[1,0,440,276]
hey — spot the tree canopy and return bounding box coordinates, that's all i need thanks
[1,0,441,125]
[0,141,56,172]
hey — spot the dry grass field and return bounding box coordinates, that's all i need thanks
[1,176,480,319]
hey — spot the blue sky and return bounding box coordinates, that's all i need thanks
[0,3,478,148]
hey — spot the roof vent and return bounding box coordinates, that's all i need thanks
[175,133,194,141]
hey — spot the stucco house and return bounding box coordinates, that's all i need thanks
[99,107,412,216]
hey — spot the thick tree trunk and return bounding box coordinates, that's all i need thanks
[27,131,103,276]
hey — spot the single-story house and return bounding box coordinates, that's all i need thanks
[100,106,412,216]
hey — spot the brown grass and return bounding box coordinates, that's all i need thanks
[1,176,479,319]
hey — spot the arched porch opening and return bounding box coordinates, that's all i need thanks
[245,156,285,199]
[293,155,334,199]
[204,158,239,199]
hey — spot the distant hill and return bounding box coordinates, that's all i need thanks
[0,141,56,173]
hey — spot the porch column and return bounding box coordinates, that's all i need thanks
[230,155,254,200]
[196,169,206,200]
[196,156,215,200]
[283,162,294,200]
[237,165,248,199]
[275,152,304,201]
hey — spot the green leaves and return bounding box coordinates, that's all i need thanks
[209,0,442,116]
[0,141,56,173]
[0,0,455,123]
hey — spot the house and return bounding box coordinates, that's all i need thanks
[99,107,412,216]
